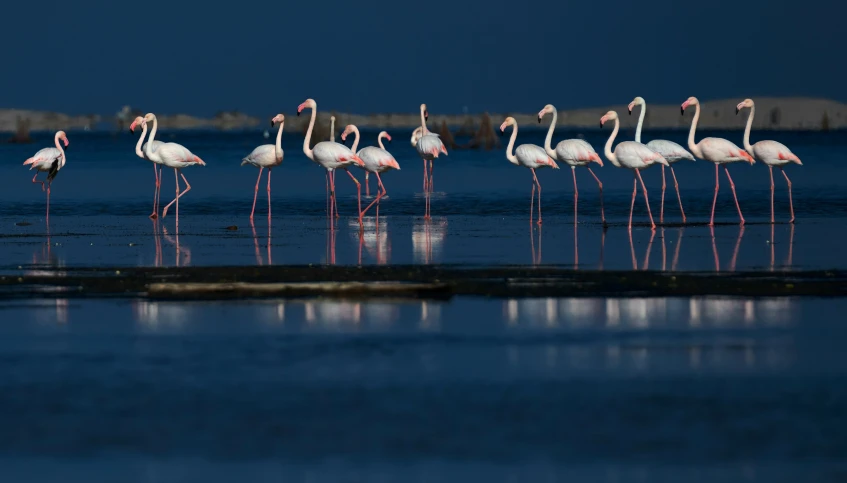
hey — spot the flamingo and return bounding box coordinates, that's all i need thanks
[415,104,447,219]
[362,126,393,198]
[340,125,400,218]
[736,98,802,223]
[681,97,755,226]
[130,116,165,219]
[600,110,669,231]
[538,104,605,224]
[23,130,69,221]
[499,116,559,224]
[297,98,365,227]
[628,97,694,223]
[241,114,285,222]
[140,113,206,232]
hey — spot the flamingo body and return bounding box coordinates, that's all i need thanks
[613,141,669,170]
[358,146,400,173]
[241,144,283,168]
[554,139,602,167]
[416,133,446,161]
[696,137,754,164]
[24,147,64,181]
[515,144,558,170]
[645,139,694,163]
[748,140,801,167]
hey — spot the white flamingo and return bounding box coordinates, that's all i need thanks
[241,114,285,222]
[141,113,206,232]
[538,104,605,224]
[736,98,803,223]
[600,110,669,230]
[499,116,559,224]
[681,97,755,226]
[297,98,365,227]
[23,130,69,221]
[341,125,401,218]
[415,104,447,219]
[628,97,694,223]
[130,116,164,219]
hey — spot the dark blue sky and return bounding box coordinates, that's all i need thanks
[1,0,841,116]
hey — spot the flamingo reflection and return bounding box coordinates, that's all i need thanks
[530,225,542,265]
[709,225,745,272]
[769,223,795,270]
[660,227,684,271]
[151,220,163,266]
[162,226,191,267]
[354,215,391,265]
[251,221,272,266]
[628,229,656,270]
[413,217,447,264]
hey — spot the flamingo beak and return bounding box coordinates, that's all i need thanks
[735,106,740,115]
[680,106,685,115]
[628,102,634,115]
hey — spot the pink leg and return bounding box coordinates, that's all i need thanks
[250,167,263,221]
[150,164,160,219]
[636,169,656,230]
[328,170,337,225]
[670,166,686,223]
[587,167,605,225]
[768,166,775,224]
[267,168,272,223]
[174,169,180,232]
[710,164,719,226]
[156,166,162,218]
[31,173,45,191]
[530,182,535,224]
[660,165,666,224]
[422,159,428,192]
[781,168,795,223]
[531,168,542,225]
[365,173,370,198]
[331,170,339,218]
[572,168,578,225]
[629,177,637,229]
[344,169,363,227]
[723,167,744,225]
[362,172,387,218]
[429,160,434,193]
[162,172,192,219]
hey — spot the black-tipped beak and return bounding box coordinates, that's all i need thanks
[735,107,740,115]
[600,122,603,128]
[388,139,392,143]
[628,109,632,115]
[537,117,541,124]
[680,107,685,115]
[270,120,274,126]
[296,111,300,116]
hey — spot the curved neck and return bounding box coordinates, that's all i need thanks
[604,118,620,168]
[349,126,360,153]
[54,133,65,165]
[330,117,335,142]
[303,106,316,160]
[504,125,519,166]
[135,123,148,158]
[687,103,702,158]
[543,107,558,159]
[742,104,755,153]
[274,121,284,161]
[144,116,159,158]
[420,108,428,134]
[635,102,646,143]
[378,132,388,150]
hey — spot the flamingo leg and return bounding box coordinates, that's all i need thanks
[530,182,535,225]
[331,170,339,218]
[328,170,336,225]
[250,167,264,221]
[660,166,666,224]
[587,167,605,225]
[781,168,795,224]
[156,166,163,219]
[723,167,745,225]
[670,166,686,223]
[267,168,272,223]
[636,169,656,230]
[365,172,370,198]
[362,172,387,218]
[174,169,180,232]
[629,177,637,229]
[429,160,434,193]
[46,181,51,222]
[531,168,542,225]
[572,167,578,225]
[31,173,45,191]
[150,164,160,219]
[162,172,191,220]
[768,166,775,224]
[710,164,720,226]
[422,159,428,192]
[344,169,363,227]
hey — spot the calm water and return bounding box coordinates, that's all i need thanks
[2,129,846,482]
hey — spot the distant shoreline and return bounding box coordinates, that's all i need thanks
[1,97,844,134]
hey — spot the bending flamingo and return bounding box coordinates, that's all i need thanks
[140,113,206,232]
[341,124,401,218]
[362,128,393,197]
[736,98,802,223]
[241,114,285,222]
[415,104,447,219]
[500,116,559,224]
[130,116,164,219]
[628,96,694,223]
[297,98,365,227]
[23,130,69,221]
[681,97,755,226]
[538,104,605,224]
[600,110,669,230]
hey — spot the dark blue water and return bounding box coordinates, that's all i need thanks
[0,129,843,270]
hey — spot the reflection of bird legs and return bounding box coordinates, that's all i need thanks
[729,225,745,272]
[573,222,578,269]
[769,223,775,271]
[672,227,684,272]
[661,227,667,271]
[325,226,337,265]
[629,229,637,270]
[599,225,606,270]
[251,221,263,266]
[530,225,542,265]
[358,229,364,266]
[152,219,163,267]
[642,229,656,270]
[786,223,795,268]
[162,226,190,267]
[710,225,720,272]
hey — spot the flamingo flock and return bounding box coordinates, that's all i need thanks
[23,97,803,232]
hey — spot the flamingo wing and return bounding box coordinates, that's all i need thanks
[700,137,753,163]
[241,144,278,167]
[616,141,668,168]
[358,146,400,172]
[24,147,62,170]
[416,134,446,158]
[157,142,205,166]
[646,139,694,162]
[752,140,800,165]
[555,139,600,165]
[516,144,557,168]
[314,141,361,166]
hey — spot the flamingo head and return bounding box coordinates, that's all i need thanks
[56,130,69,148]
[628,96,645,115]
[499,116,516,135]
[599,111,618,128]
[736,98,754,115]
[141,113,156,129]
[420,103,428,121]
[297,99,316,116]
[537,104,555,123]
[411,126,423,146]
[379,131,392,144]
[340,124,357,142]
[129,116,145,133]
[681,97,698,115]
[271,114,284,127]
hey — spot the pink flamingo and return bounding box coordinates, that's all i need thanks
[241,114,285,222]
[628,97,694,223]
[140,113,206,232]
[415,104,447,219]
[681,97,755,226]
[130,116,164,219]
[23,130,69,221]
[297,98,365,227]
[340,125,400,218]
[736,98,803,223]
[538,104,605,224]
[600,110,669,231]
[499,116,559,224]
[362,126,394,198]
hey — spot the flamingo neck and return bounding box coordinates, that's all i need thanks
[349,125,360,154]
[742,103,755,154]
[543,106,558,159]
[504,125,519,166]
[145,116,159,159]
[330,117,335,143]
[377,132,388,150]
[303,105,316,160]
[604,118,621,168]
[274,121,284,161]
[420,108,428,135]
[635,101,646,144]
[54,132,66,167]
[687,103,703,158]
[135,123,147,158]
